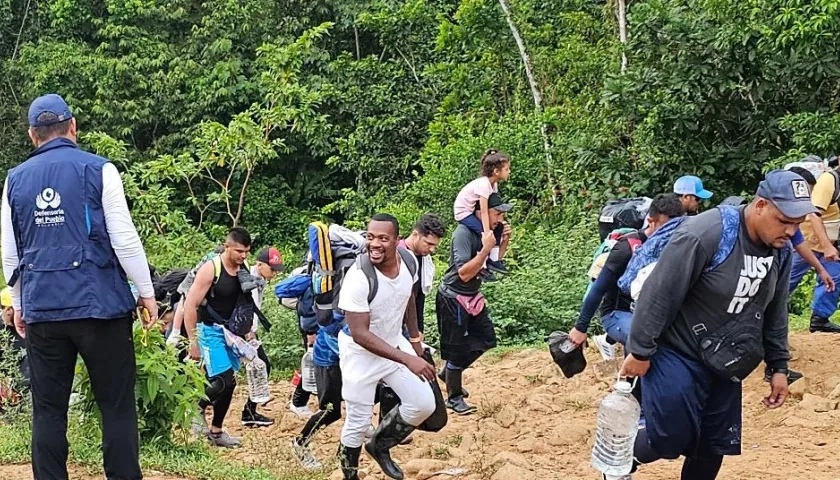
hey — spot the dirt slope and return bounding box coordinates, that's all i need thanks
[213,331,840,479]
[4,331,840,479]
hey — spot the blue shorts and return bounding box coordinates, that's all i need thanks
[198,323,240,378]
[601,309,633,346]
[642,347,742,458]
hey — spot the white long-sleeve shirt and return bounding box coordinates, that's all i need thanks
[1,162,154,310]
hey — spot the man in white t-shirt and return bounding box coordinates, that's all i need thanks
[337,213,437,480]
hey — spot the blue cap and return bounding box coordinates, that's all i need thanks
[673,175,713,199]
[28,94,73,127]
[756,169,818,219]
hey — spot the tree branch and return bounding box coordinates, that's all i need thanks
[234,166,253,226]
[497,0,556,205]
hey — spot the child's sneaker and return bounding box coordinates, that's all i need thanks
[478,269,498,282]
[593,334,616,361]
[486,259,509,275]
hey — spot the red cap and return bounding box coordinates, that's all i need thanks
[257,247,285,272]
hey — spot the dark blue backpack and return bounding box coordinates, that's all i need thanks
[618,206,790,298]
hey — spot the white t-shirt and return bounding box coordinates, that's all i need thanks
[453,176,498,221]
[337,258,416,353]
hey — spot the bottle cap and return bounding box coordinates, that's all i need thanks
[614,379,633,394]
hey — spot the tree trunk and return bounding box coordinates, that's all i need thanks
[497,0,556,205]
[617,0,628,72]
[354,25,361,60]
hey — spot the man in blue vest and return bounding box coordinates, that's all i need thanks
[1,94,158,480]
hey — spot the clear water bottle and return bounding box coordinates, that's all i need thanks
[246,356,271,404]
[591,376,641,475]
[300,348,318,395]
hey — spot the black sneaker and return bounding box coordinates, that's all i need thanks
[242,410,275,427]
[486,259,509,275]
[763,367,803,385]
[478,269,498,282]
[446,396,477,415]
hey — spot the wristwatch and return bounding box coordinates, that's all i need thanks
[769,367,789,376]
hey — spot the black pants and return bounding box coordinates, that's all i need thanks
[435,292,496,368]
[291,330,312,408]
[28,316,140,480]
[298,364,342,444]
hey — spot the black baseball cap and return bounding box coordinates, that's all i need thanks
[487,192,513,212]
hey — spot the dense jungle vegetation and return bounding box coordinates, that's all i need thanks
[2,0,839,368]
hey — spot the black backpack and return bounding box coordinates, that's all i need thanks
[598,197,652,242]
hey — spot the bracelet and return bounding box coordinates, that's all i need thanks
[409,333,424,344]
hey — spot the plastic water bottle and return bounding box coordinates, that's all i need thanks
[591,376,641,475]
[300,348,318,395]
[246,357,271,404]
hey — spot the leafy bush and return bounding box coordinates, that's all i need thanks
[481,218,596,345]
[74,322,207,443]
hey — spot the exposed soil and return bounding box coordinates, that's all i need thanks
[4,331,840,479]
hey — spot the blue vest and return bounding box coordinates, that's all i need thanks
[7,138,136,323]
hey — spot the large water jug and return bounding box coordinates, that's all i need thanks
[591,376,641,475]
[246,357,271,404]
[300,348,318,394]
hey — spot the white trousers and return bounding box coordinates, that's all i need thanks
[338,333,436,448]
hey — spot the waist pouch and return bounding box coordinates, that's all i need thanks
[694,308,764,383]
[455,292,486,316]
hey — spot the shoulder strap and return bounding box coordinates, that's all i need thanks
[212,256,222,285]
[356,255,379,304]
[831,170,840,205]
[397,247,418,279]
[706,206,740,272]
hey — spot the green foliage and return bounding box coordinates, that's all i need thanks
[74,322,207,443]
[4,0,840,421]
[482,219,595,344]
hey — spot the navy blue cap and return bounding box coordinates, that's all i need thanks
[756,169,818,219]
[28,94,73,127]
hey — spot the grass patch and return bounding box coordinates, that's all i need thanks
[0,416,315,480]
[482,344,538,364]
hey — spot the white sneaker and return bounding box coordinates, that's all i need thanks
[289,402,315,419]
[594,334,617,361]
[291,438,322,471]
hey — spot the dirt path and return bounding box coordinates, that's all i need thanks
[4,332,840,479]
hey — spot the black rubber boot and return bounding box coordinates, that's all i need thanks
[338,443,361,480]
[810,314,840,333]
[376,383,413,445]
[438,368,469,398]
[443,368,476,415]
[364,407,415,480]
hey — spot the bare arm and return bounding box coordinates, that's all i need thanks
[183,263,214,341]
[458,243,492,282]
[808,212,834,250]
[795,242,827,273]
[403,291,420,339]
[345,311,413,365]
